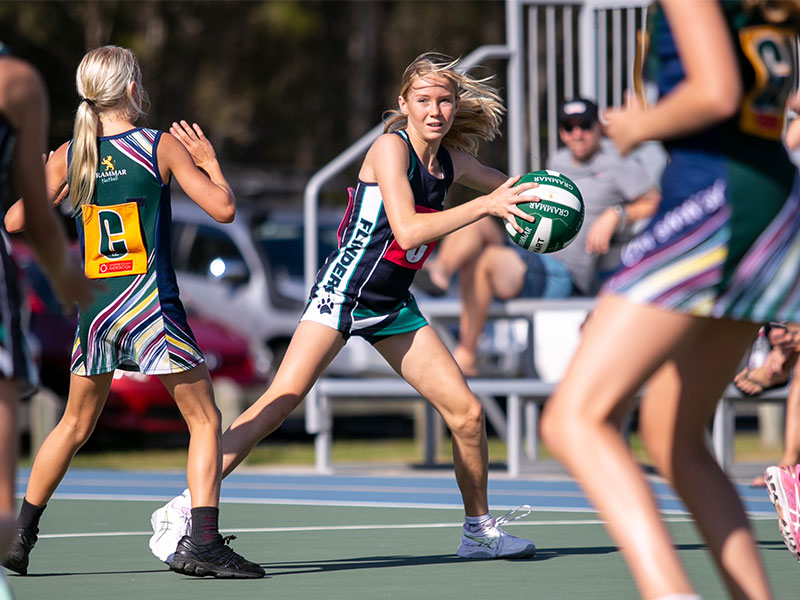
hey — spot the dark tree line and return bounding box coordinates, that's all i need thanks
[1,1,509,204]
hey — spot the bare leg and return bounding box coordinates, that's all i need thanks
[221,321,345,477]
[541,295,704,598]
[639,320,769,600]
[159,365,221,508]
[454,246,526,375]
[24,372,113,506]
[0,379,18,556]
[427,218,505,292]
[375,326,488,515]
[780,358,800,467]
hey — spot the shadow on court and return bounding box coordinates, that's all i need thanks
[265,553,535,576]
[8,568,166,578]
[534,542,717,561]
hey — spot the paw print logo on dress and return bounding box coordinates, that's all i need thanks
[317,296,334,315]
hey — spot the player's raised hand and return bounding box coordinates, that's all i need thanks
[169,120,218,170]
[604,90,646,156]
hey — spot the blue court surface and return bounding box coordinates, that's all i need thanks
[18,466,780,514]
[4,466,796,599]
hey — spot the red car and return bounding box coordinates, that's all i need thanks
[101,313,267,433]
[13,240,269,435]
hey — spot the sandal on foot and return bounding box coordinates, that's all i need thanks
[733,366,790,397]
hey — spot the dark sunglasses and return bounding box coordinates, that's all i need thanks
[561,122,593,133]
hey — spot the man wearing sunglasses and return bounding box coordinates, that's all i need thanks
[414,97,661,376]
[549,97,661,295]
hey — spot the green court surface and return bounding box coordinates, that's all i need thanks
[4,497,796,599]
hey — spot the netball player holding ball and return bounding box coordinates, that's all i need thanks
[150,52,538,563]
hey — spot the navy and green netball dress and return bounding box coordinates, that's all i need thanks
[605,1,800,323]
[0,44,37,385]
[301,129,453,342]
[70,128,203,376]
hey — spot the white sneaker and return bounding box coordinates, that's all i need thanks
[148,489,192,564]
[456,505,536,559]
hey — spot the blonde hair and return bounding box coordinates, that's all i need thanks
[68,46,147,211]
[383,52,505,156]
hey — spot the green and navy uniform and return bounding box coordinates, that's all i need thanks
[301,130,453,342]
[605,1,800,323]
[0,43,38,386]
[70,127,203,375]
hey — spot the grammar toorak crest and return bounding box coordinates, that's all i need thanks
[96,154,127,183]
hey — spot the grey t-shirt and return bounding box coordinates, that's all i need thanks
[546,139,654,294]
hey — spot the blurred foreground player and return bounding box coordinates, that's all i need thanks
[541,1,800,598]
[0,43,96,593]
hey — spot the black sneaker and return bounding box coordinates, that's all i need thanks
[1,527,38,575]
[169,534,265,579]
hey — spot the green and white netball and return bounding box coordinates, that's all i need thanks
[505,170,584,254]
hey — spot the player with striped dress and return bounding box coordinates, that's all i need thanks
[2,45,263,579]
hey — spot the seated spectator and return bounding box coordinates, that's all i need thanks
[734,323,798,397]
[734,323,800,487]
[417,98,660,375]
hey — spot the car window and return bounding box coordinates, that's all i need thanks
[170,222,189,268]
[253,220,338,282]
[185,225,250,282]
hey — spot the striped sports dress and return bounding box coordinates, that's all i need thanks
[301,129,453,342]
[0,45,37,385]
[605,2,800,323]
[70,127,203,376]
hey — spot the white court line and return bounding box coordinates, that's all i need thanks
[36,513,778,541]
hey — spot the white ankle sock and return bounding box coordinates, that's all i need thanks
[464,513,494,534]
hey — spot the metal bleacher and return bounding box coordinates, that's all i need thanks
[300,1,790,475]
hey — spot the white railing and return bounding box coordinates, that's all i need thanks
[304,0,652,293]
[302,0,652,455]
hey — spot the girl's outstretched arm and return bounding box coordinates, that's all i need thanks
[369,135,537,250]
[605,0,741,154]
[159,120,235,223]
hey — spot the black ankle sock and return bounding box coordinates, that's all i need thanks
[18,498,46,533]
[190,506,219,545]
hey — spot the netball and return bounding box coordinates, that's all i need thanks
[504,170,584,254]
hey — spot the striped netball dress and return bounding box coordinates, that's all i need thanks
[70,127,203,376]
[0,44,37,386]
[605,2,800,324]
[301,129,453,342]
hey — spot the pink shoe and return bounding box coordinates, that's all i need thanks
[765,465,800,561]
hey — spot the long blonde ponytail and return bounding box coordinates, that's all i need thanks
[67,46,147,211]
